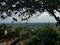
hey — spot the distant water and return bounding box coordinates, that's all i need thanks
[3,23,56,26]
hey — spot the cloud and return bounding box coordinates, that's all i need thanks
[28,12,57,23]
[0,12,57,23]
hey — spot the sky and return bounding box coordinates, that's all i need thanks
[0,12,57,23]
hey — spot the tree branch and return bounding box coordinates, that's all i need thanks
[46,8,60,22]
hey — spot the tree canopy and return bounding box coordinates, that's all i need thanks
[0,0,60,22]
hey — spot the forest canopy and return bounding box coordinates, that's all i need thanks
[0,0,60,23]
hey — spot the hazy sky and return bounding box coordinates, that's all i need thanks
[0,12,57,23]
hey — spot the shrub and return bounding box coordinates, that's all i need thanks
[25,25,60,45]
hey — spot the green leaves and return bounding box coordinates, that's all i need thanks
[24,25,60,45]
[0,24,60,45]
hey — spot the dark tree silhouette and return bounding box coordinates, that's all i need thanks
[0,0,60,23]
[0,0,60,44]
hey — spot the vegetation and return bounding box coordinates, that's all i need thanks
[0,0,60,45]
[0,0,60,23]
[0,24,60,45]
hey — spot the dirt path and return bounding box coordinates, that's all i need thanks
[0,38,25,45]
[16,41,24,45]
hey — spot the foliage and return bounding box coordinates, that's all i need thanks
[0,0,60,23]
[25,25,60,45]
[0,24,60,45]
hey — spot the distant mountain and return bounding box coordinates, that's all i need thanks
[2,23,56,26]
